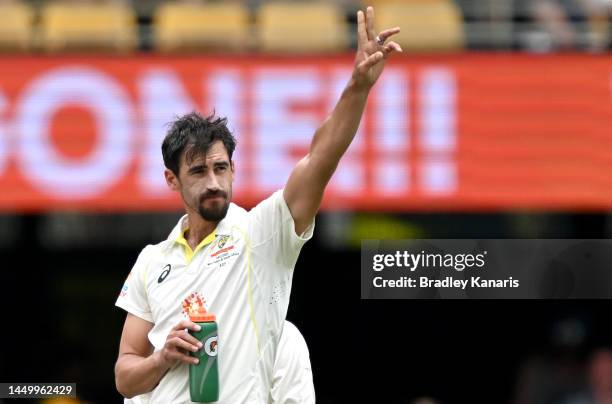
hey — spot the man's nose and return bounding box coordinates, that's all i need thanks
[206,172,221,191]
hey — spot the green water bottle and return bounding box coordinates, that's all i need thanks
[188,310,219,402]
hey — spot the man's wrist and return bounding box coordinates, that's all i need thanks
[151,351,171,374]
[346,77,372,97]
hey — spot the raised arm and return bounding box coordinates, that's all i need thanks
[283,6,402,234]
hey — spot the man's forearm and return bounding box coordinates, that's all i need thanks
[281,78,371,232]
[279,6,399,233]
[115,351,170,398]
[308,78,370,176]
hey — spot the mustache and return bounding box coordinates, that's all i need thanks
[199,190,228,203]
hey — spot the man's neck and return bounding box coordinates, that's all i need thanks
[185,213,217,250]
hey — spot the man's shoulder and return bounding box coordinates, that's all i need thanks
[223,202,247,226]
[138,239,173,260]
[228,192,283,219]
[229,202,248,217]
[245,190,285,214]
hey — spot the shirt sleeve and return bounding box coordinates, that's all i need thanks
[115,245,155,323]
[247,189,315,269]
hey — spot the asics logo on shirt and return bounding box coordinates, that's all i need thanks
[158,264,171,283]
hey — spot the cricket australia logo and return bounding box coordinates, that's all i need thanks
[210,235,235,258]
[217,235,230,249]
[207,234,240,267]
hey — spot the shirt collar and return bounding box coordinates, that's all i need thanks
[167,204,234,243]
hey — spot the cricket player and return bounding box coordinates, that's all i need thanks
[114,6,401,403]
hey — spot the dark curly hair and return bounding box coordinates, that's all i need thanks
[162,111,237,176]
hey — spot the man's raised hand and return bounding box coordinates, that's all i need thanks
[353,6,402,89]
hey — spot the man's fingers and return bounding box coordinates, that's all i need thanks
[163,334,201,364]
[366,6,375,41]
[167,349,199,365]
[168,328,202,348]
[377,27,401,44]
[168,335,200,353]
[357,10,367,47]
[171,319,201,332]
[183,332,204,349]
[383,41,403,54]
[181,330,204,348]
[357,51,384,73]
[161,319,206,367]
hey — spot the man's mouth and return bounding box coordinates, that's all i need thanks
[201,194,226,203]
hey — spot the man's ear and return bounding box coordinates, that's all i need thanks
[164,169,180,192]
[230,160,235,181]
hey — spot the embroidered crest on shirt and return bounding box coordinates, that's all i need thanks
[207,234,240,267]
[217,235,230,249]
[211,234,234,257]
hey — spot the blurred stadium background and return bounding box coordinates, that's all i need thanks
[1,0,612,403]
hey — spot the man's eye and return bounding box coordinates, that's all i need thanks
[216,167,227,172]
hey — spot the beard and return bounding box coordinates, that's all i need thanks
[197,191,230,222]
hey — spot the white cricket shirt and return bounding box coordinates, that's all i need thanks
[116,190,314,403]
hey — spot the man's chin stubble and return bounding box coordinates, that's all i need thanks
[198,203,229,222]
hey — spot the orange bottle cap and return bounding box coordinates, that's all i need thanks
[190,311,216,322]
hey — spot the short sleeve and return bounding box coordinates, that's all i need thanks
[247,189,315,268]
[115,245,155,323]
